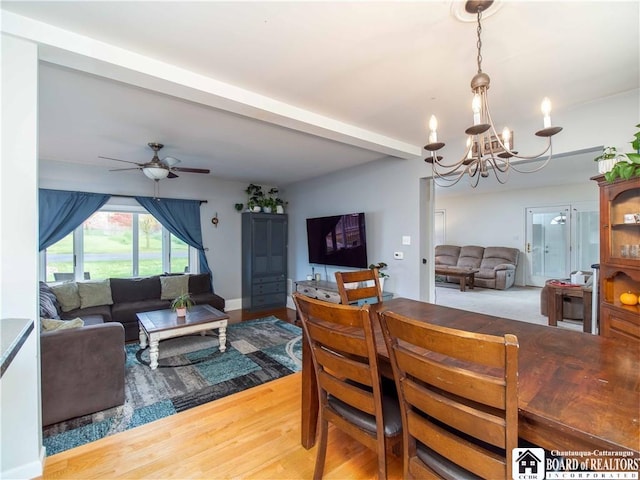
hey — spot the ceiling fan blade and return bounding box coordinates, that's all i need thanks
[172,167,210,174]
[99,156,145,166]
[167,172,179,179]
[109,167,142,172]
[161,156,181,167]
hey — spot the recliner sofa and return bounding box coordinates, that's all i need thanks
[435,245,520,290]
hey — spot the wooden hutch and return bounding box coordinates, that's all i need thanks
[592,174,640,341]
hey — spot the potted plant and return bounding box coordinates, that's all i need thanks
[245,184,264,212]
[234,203,244,212]
[171,293,194,317]
[368,262,389,291]
[594,146,623,174]
[262,196,276,214]
[603,124,640,182]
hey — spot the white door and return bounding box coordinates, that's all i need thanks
[525,206,571,286]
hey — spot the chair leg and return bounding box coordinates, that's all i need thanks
[313,416,329,480]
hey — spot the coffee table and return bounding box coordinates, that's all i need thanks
[434,266,479,292]
[136,304,229,370]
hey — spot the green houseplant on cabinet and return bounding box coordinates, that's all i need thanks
[171,293,194,317]
[604,124,640,182]
[369,262,389,291]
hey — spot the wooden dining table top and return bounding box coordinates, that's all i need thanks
[300,297,640,456]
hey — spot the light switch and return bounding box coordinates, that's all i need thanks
[402,235,411,245]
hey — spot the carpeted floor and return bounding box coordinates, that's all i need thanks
[42,316,302,455]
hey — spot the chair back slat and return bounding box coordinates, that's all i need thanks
[335,269,383,304]
[380,310,519,480]
[319,371,377,415]
[305,321,370,358]
[314,347,373,387]
[394,347,507,409]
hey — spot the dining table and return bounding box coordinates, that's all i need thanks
[300,297,640,456]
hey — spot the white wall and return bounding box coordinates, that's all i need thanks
[39,160,252,309]
[1,34,43,479]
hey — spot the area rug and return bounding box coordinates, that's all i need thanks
[42,316,302,455]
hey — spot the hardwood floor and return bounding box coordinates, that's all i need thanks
[39,308,402,479]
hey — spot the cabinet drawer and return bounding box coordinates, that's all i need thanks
[252,293,287,308]
[254,281,286,295]
[253,275,284,284]
[296,284,341,303]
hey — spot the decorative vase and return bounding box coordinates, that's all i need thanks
[176,307,187,317]
[252,206,261,213]
[263,207,272,214]
[276,205,284,214]
[598,158,621,174]
[379,277,386,292]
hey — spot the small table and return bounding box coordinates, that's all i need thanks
[435,266,479,292]
[136,304,229,370]
[545,280,593,333]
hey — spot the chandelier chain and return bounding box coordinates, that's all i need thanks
[476,9,483,74]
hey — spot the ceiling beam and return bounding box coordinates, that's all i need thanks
[2,11,423,160]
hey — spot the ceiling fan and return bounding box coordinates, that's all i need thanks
[100,142,210,180]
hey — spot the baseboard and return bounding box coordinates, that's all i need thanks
[0,450,44,480]
[225,297,242,311]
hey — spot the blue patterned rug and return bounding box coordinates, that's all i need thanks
[42,316,302,455]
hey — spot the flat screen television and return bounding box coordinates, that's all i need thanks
[306,212,368,268]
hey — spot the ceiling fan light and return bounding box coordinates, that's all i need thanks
[143,166,169,180]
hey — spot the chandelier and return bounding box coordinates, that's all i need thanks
[424,0,562,187]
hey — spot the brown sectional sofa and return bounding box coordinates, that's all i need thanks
[435,245,520,290]
[39,273,225,426]
[58,273,225,341]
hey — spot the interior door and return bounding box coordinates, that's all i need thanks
[525,206,571,286]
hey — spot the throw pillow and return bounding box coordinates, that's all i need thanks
[160,275,189,300]
[78,279,114,309]
[39,281,61,319]
[50,282,81,312]
[41,317,84,332]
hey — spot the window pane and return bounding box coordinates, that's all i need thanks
[45,233,74,282]
[171,235,189,273]
[138,214,163,277]
[83,211,134,279]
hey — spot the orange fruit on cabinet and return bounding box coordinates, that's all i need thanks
[619,291,639,306]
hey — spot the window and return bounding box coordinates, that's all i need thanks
[42,205,197,282]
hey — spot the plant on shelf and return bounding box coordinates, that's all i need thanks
[171,292,194,317]
[604,124,640,182]
[262,196,277,213]
[245,183,264,212]
[234,203,244,212]
[368,262,389,278]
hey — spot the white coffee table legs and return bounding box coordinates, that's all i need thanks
[219,326,227,352]
[139,327,148,349]
[148,338,160,370]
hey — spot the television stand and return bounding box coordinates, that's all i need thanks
[294,279,392,306]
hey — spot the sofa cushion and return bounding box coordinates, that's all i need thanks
[111,299,171,327]
[78,279,114,309]
[61,304,112,323]
[110,276,161,303]
[434,245,461,267]
[457,246,484,269]
[41,317,84,331]
[189,273,213,294]
[480,247,519,270]
[190,292,225,312]
[160,275,189,300]
[40,281,61,319]
[50,282,81,312]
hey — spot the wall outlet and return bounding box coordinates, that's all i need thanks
[393,251,404,260]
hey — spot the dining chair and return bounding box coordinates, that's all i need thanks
[379,310,519,480]
[334,268,383,305]
[292,292,402,480]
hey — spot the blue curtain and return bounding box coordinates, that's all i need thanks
[39,189,111,251]
[134,196,212,280]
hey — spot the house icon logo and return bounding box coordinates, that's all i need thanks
[512,447,545,480]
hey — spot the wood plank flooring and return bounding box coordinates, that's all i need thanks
[37,308,402,479]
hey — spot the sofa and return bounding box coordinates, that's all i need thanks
[47,273,225,341]
[435,245,520,290]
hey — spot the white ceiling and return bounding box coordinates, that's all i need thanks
[2,1,638,189]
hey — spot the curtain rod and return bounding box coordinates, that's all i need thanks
[111,194,207,204]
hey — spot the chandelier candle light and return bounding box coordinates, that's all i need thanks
[425,0,563,187]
